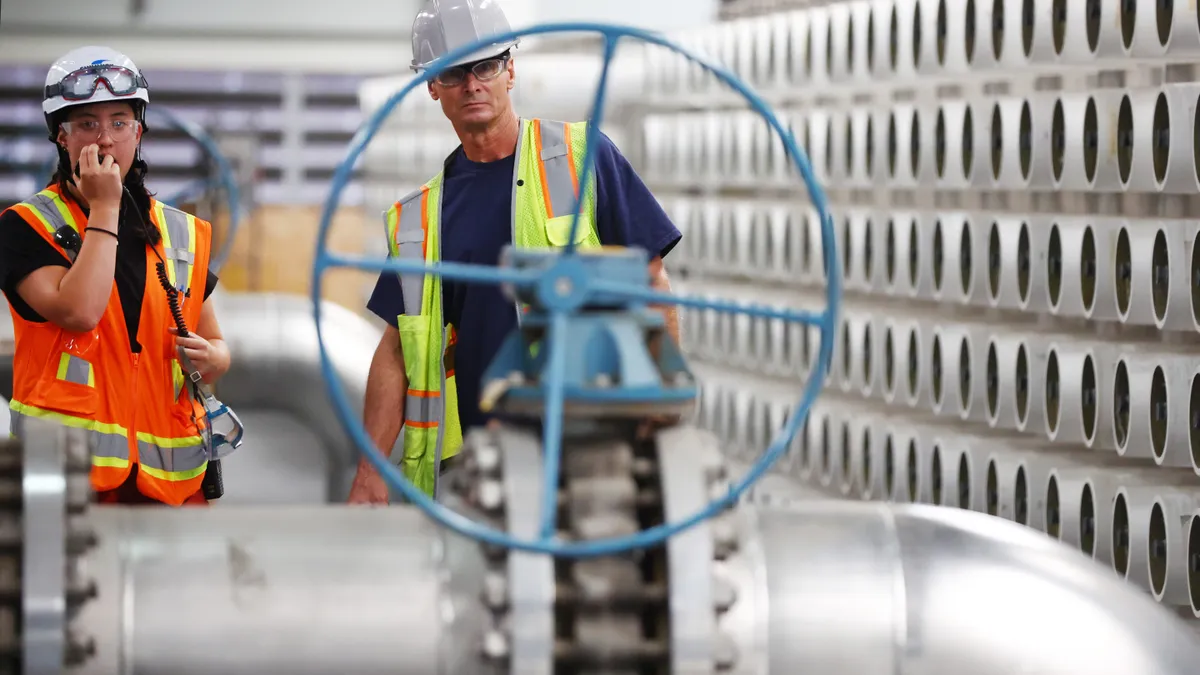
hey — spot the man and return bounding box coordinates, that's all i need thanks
[348,0,683,503]
[0,46,234,506]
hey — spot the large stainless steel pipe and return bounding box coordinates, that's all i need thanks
[212,292,383,501]
[751,501,1200,673]
[74,506,486,675]
[68,500,1200,674]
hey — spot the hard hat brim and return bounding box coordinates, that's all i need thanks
[412,39,518,73]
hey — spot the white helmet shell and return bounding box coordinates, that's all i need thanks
[410,0,519,72]
[43,45,150,116]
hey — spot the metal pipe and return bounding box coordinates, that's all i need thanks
[69,497,1200,674]
[753,501,1200,673]
[209,292,383,502]
[73,505,486,675]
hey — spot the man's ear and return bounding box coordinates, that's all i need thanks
[428,81,439,101]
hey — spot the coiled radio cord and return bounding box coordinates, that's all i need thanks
[154,262,190,337]
[153,245,224,500]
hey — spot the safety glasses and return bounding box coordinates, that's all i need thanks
[434,53,511,87]
[45,64,148,102]
[59,118,141,142]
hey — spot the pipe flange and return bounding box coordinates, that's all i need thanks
[12,419,98,674]
[455,423,673,673]
[453,425,553,674]
[553,427,669,671]
[657,424,745,672]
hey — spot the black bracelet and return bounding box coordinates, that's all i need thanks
[85,227,118,240]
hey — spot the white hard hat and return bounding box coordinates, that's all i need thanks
[410,0,520,72]
[43,45,150,117]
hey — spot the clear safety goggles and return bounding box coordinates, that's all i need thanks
[433,52,511,87]
[60,118,141,142]
[44,63,148,102]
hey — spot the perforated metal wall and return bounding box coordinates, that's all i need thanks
[635,0,1200,620]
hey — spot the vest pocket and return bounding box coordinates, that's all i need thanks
[39,352,98,415]
[164,356,204,429]
[544,214,593,247]
[396,314,438,463]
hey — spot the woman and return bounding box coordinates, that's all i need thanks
[0,45,235,506]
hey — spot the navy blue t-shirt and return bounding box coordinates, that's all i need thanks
[366,129,681,433]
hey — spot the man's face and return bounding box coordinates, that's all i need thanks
[56,101,142,180]
[428,53,515,130]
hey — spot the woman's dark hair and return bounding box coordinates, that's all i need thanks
[47,102,160,245]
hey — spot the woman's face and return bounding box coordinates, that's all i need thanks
[56,101,142,181]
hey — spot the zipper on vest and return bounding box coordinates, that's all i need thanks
[130,351,140,468]
[431,307,450,499]
[510,118,524,327]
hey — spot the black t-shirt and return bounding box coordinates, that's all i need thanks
[0,199,219,353]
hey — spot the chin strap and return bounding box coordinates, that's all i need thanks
[177,345,244,458]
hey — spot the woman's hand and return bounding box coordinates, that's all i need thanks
[75,144,123,211]
[170,326,231,382]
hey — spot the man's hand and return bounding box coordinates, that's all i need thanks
[636,414,684,440]
[347,459,390,504]
[354,326,408,505]
[639,256,685,440]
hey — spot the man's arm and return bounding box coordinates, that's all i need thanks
[349,325,408,504]
[648,255,680,345]
[588,130,684,347]
[348,272,409,504]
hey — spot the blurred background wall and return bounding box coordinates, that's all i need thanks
[0,0,717,314]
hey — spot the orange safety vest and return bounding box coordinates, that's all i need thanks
[4,183,213,506]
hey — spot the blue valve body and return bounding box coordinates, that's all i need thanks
[483,247,697,419]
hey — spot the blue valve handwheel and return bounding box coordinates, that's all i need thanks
[312,22,841,557]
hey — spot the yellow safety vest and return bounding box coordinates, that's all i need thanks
[383,117,602,497]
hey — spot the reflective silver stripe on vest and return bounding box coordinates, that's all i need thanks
[25,193,71,234]
[159,205,194,294]
[394,189,427,316]
[137,439,207,474]
[60,354,92,386]
[405,392,442,426]
[10,410,129,463]
[95,429,130,463]
[538,120,579,218]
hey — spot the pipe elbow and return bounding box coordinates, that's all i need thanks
[750,502,1200,674]
[208,292,383,499]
